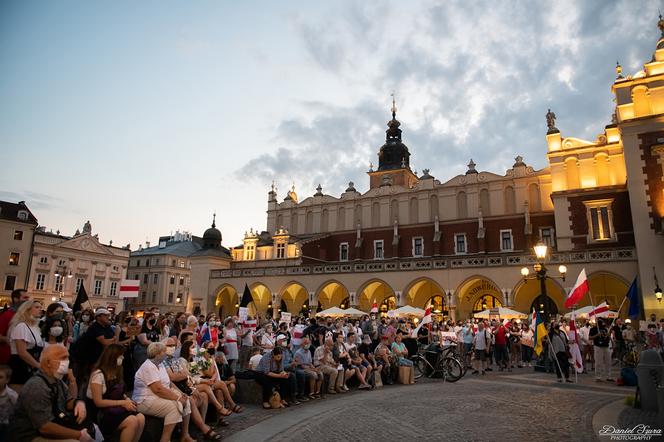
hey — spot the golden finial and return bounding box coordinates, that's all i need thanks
[615,61,623,79]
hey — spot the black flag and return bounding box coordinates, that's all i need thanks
[239,283,253,308]
[73,283,89,313]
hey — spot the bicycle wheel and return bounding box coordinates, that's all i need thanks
[412,356,427,379]
[439,357,464,382]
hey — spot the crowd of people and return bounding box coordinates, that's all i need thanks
[0,287,663,441]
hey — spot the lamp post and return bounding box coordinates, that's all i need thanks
[54,266,73,302]
[654,267,662,303]
[520,242,567,321]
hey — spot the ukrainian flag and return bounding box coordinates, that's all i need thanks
[533,312,547,355]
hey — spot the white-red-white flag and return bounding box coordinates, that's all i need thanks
[119,279,140,298]
[530,308,537,331]
[370,300,378,314]
[565,269,589,308]
[568,315,584,373]
[588,302,610,317]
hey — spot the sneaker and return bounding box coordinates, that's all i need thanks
[342,385,349,391]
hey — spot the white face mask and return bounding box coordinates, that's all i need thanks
[166,347,175,356]
[82,315,90,322]
[55,359,69,379]
[50,326,64,337]
[280,341,288,347]
[116,356,124,366]
[216,321,222,327]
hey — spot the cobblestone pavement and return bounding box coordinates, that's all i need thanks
[218,369,635,442]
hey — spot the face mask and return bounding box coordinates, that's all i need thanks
[50,326,64,337]
[82,315,90,322]
[207,348,216,355]
[216,321,222,327]
[116,356,124,366]
[166,347,175,356]
[280,341,288,347]
[55,359,69,379]
[303,344,310,350]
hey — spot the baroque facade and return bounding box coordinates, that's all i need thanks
[191,20,664,321]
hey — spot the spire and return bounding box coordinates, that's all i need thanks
[391,92,397,119]
[659,12,664,38]
[212,212,216,228]
[615,60,623,79]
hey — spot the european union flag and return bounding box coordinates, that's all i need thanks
[626,277,639,318]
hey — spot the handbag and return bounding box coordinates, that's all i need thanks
[36,374,98,437]
[173,377,194,396]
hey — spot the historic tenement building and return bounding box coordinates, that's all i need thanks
[0,201,38,305]
[190,19,664,321]
[27,221,131,311]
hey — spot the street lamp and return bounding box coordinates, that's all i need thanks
[654,267,662,303]
[54,266,73,302]
[520,241,567,321]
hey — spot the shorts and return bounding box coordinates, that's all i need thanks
[474,349,488,361]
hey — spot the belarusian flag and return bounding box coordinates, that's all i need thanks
[565,268,589,308]
[370,300,378,314]
[588,302,610,317]
[533,312,547,355]
[568,316,584,373]
[119,279,140,298]
[412,305,432,336]
[530,308,537,331]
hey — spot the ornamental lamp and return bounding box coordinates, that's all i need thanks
[520,267,530,277]
[656,285,663,303]
[533,242,548,260]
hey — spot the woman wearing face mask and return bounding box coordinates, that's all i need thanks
[133,313,160,371]
[87,343,145,441]
[73,309,94,342]
[157,317,170,342]
[8,300,44,389]
[42,317,65,349]
[221,318,239,371]
[199,341,243,414]
[207,316,219,349]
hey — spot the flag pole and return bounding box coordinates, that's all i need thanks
[545,331,564,381]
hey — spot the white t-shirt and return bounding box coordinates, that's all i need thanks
[241,329,254,347]
[86,369,107,399]
[249,354,263,370]
[132,360,170,404]
[10,322,44,354]
[261,333,275,348]
[474,329,491,351]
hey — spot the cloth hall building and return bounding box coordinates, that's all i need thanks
[188,21,664,322]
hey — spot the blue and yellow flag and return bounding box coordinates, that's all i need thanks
[533,311,547,355]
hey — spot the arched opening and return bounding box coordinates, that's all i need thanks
[512,278,565,318]
[409,197,419,224]
[427,294,446,321]
[632,86,652,117]
[531,294,558,322]
[316,281,350,310]
[279,282,308,315]
[321,209,329,232]
[215,285,238,319]
[249,283,271,317]
[404,277,445,309]
[276,214,283,228]
[595,153,610,187]
[390,199,399,223]
[528,183,542,212]
[357,280,395,312]
[457,191,468,219]
[354,204,363,227]
[291,210,299,233]
[305,210,314,233]
[337,206,346,231]
[372,201,381,227]
[455,276,503,319]
[588,272,630,317]
[379,296,397,317]
[473,295,502,314]
[564,158,580,191]
[429,195,439,222]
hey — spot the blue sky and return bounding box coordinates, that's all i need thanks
[0,0,660,249]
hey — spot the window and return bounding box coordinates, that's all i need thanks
[374,240,384,260]
[179,276,185,286]
[540,227,555,248]
[339,242,349,261]
[276,243,286,259]
[179,260,185,268]
[169,275,175,285]
[14,230,23,240]
[168,292,174,303]
[8,252,19,266]
[110,281,117,297]
[112,265,119,272]
[54,275,63,292]
[58,259,66,266]
[500,230,513,251]
[136,260,141,267]
[151,291,157,303]
[154,258,160,265]
[171,259,176,267]
[17,211,28,221]
[245,244,255,260]
[153,274,158,284]
[455,234,467,254]
[36,273,46,290]
[4,275,16,291]
[141,292,146,303]
[75,278,84,293]
[39,256,48,264]
[177,292,183,303]
[412,237,424,257]
[584,199,615,241]
[143,274,148,284]
[94,280,103,295]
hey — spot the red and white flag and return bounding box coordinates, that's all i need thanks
[568,316,584,373]
[412,306,432,336]
[119,279,140,298]
[530,308,537,331]
[370,300,378,314]
[588,302,610,317]
[565,269,589,308]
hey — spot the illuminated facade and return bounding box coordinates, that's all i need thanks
[191,20,664,320]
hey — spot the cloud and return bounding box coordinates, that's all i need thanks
[238,0,657,197]
[0,190,65,212]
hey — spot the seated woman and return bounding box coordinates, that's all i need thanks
[215,348,237,398]
[374,335,396,384]
[132,341,194,442]
[197,340,243,414]
[344,332,371,390]
[332,333,356,391]
[87,343,145,442]
[390,331,413,367]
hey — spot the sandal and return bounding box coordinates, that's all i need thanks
[232,404,243,413]
[262,402,271,409]
[203,429,222,441]
[217,407,232,417]
[216,419,230,427]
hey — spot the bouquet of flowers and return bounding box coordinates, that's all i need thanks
[189,348,211,375]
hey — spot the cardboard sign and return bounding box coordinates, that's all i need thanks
[242,319,257,331]
[280,312,292,324]
[238,307,248,322]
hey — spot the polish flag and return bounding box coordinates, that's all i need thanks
[565,269,589,308]
[119,279,140,298]
[588,302,610,317]
[370,300,378,314]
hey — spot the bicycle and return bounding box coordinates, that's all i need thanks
[411,344,464,382]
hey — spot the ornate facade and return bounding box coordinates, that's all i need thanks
[191,20,664,321]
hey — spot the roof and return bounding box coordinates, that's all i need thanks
[131,239,203,257]
[233,232,324,249]
[189,246,232,258]
[0,200,38,225]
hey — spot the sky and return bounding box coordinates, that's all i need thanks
[0,0,661,249]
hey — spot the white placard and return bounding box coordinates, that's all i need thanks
[280,312,291,324]
[238,307,248,322]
